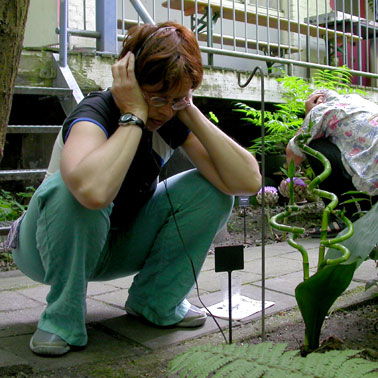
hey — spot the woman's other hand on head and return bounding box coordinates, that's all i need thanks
[110,52,148,122]
[305,92,325,116]
[176,89,195,124]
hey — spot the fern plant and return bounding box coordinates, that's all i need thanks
[233,66,362,156]
[168,342,378,377]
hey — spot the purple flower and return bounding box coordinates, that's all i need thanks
[256,186,279,207]
[284,177,306,186]
[279,177,308,201]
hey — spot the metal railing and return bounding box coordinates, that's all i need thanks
[61,0,378,87]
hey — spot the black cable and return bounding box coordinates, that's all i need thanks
[152,144,228,344]
[162,178,229,344]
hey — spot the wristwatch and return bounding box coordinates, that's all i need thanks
[118,113,145,129]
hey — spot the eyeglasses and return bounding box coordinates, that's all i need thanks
[143,92,190,111]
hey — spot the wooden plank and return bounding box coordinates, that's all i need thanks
[197,32,300,54]
[162,0,361,43]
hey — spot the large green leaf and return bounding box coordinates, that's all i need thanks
[326,202,378,265]
[295,203,378,352]
[295,263,357,351]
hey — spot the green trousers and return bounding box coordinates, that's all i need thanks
[13,169,233,346]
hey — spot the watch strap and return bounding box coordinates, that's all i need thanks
[118,113,145,129]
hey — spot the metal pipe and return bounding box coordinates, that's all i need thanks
[59,0,68,67]
[130,0,156,25]
[56,27,101,39]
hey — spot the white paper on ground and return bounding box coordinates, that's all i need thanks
[201,295,275,320]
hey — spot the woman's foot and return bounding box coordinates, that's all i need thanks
[29,329,70,356]
[125,303,207,328]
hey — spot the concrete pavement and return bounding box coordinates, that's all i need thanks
[0,238,377,376]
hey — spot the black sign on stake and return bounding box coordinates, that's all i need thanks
[215,245,244,344]
[238,196,250,207]
[238,196,250,244]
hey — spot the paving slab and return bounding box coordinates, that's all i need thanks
[0,347,31,375]
[194,269,261,294]
[0,323,36,338]
[85,298,125,323]
[243,239,319,262]
[244,255,306,277]
[89,288,129,308]
[101,313,229,350]
[352,259,377,282]
[105,285,282,350]
[253,271,305,296]
[0,291,41,311]
[97,274,136,290]
[0,306,43,329]
[0,270,38,291]
[0,325,146,373]
[190,287,298,325]
[252,271,363,296]
[18,285,49,304]
[201,254,216,272]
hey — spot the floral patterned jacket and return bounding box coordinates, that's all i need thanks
[290,89,378,195]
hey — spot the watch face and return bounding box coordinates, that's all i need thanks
[119,113,144,128]
[120,114,134,122]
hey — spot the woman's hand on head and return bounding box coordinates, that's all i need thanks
[305,92,325,116]
[110,51,148,122]
[176,89,195,125]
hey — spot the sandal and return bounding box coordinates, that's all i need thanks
[309,219,346,238]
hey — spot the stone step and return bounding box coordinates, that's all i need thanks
[6,125,61,134]
[14,85,72,97]
[0,169,46,182]
[0,222,12,237]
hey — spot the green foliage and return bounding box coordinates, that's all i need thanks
[208,111,219,124]
[0,187,34,221]
[233,66,363,156]
[271,137,378,353]
[168,342,378,377]
[233,101,302,155]
[339,190,375,219]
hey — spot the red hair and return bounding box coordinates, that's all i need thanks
[119,21,203,92]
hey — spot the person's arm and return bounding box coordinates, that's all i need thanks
[285,91,326,166]
[178,102,261,196]
[286,139,306,166]
[60,52,148,209]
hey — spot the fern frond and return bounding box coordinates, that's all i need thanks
[215,359,264,378]
[167,343,378,378]
[195,354,234,377]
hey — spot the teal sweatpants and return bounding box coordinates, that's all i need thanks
[12,169,233,346]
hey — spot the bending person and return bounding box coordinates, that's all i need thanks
[286,89,378,235]
[9,22,261,356]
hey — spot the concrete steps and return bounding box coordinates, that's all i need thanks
[1,75,82,237]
